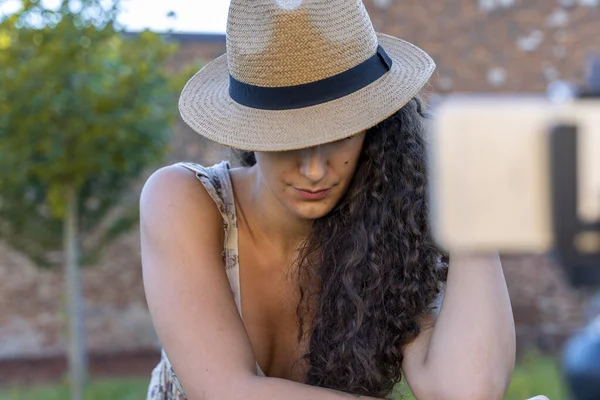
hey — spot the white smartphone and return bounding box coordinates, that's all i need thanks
[428,95,600,254]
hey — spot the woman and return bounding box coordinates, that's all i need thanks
[141,0,516,399]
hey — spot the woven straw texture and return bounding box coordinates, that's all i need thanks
[178,0,435,151]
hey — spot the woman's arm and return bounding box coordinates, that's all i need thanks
[401,253,516,400]
[140,166,382,400]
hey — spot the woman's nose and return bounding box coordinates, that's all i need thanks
[299,146,327,183]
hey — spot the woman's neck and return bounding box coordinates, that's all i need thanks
[231,165,312,255]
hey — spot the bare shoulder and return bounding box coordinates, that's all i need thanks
[139,165,225,274]
[141,164,215,212]
[140,165,222,238]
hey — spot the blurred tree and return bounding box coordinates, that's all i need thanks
[0,1,197,398]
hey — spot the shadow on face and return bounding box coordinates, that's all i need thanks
[254,131,366,219]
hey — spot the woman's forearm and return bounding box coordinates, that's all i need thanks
[234,375,383,400]
[424,252,516,399]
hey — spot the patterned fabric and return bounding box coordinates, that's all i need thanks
[146,161,264,400]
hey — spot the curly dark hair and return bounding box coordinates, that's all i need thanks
[235,97,447,399]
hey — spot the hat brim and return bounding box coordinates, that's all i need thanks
[178,33,435,152]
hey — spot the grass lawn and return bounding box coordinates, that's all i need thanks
[0,353,567,400]
[394,352,566,400]
[0,379,149,400]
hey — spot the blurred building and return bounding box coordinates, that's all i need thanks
[1,0,599,384]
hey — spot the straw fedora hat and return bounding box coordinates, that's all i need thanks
[178,0,435,152]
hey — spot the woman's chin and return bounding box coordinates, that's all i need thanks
[290,202,336,220]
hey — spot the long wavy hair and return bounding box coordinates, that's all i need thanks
[235,97,447,399]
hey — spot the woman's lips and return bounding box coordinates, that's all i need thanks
[294,187,331,200]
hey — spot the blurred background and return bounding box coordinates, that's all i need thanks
[1,0,599,399]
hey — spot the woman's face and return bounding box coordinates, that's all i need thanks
[254,131,366,220]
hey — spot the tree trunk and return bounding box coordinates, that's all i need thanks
[64,186,88,400]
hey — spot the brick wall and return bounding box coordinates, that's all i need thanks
[366,0,600,93]
[165,33,226,72]
[1,1,598,366]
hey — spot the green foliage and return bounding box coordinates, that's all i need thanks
[0,378,149,400]
[504,349,566,400]
[391,350,567,400]
[0,0,192,267]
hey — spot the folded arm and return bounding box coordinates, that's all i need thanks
[402,253,516,400]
